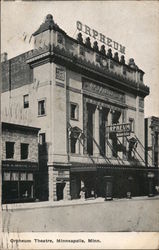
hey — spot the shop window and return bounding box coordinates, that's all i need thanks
[11,172,19,181]
[38,99,46,116]
[27,173,33,181]
[3,172,11,181]
[6,142,15,159]
[21,143,29,160]
[70,103,78,120]
[20,172,27,181]
[23,94,29,108]
[39,133,46,145]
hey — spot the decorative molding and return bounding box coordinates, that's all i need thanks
[83,96,122,112]
[127,105,136,111]
[83,80,125,104]
[139,109,144,113]
[67,86,81,94]
[56,81,65,88]
[56,67,65,81]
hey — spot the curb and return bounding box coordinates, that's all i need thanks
[2,196,159,211]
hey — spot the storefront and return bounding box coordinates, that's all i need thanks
[2,122,40,204]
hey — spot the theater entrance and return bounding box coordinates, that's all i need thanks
[70,171,97,199]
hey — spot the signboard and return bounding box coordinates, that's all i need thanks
[106,123,131,137]
[76,21,126,55]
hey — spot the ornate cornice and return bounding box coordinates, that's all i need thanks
[26,45,149,97]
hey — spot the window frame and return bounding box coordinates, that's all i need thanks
[70,102,79,121]
[39,133,46,145]
[129,118,135,133]
[23,94,29,109]
[6,141,15,159]
[38,98,46,117]
[20,143,29,160]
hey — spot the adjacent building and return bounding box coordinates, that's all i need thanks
[2,122,40,203]
[145,116,159,168]
[1,14,158,202]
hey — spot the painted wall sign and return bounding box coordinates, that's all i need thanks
[76,21,126,55]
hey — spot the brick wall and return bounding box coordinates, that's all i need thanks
[2,129,38,162]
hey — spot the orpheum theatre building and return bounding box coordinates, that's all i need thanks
[1,14,158,202]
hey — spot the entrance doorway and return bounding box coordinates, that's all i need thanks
[56,182,66,200]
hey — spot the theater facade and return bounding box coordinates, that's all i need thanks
[1,14,158,202]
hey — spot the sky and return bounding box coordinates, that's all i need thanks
[1,1,159,117]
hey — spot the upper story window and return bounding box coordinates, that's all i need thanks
[21,143,29,160]
[129,118,135,132]
[38,99,46,116]
[70,103,79,120]
[39,133,46,145]
[23,94,29,108]
[6,141,15,159]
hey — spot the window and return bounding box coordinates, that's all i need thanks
[71,137,77,154]
[70,103,78,120]
[38,99,46,116]
[129,118,135,132]
[6,142,15,159]
[21,143,29,160]
[39,133,46,145]
[23,94,29,108]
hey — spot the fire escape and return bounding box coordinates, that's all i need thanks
[68,122,153,168]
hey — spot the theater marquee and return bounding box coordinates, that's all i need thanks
[76,21,126,55]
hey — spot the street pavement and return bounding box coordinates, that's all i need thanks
[2,196,159,232]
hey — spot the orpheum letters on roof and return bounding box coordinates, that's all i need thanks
[77,21,126,54]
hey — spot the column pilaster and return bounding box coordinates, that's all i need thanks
[106,110,112,158]
[93,106,100,156]
[118,112,123,159]
[48,166,54,201]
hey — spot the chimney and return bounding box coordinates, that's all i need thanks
[1,52,8,62]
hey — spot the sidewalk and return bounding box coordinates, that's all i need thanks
[2,195,159,211]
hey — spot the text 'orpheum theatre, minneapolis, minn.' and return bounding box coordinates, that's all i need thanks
[1,14,158,203]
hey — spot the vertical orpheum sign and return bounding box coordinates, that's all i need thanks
[76,21,126,55]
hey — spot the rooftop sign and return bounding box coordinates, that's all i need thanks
[76,21,126,55]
